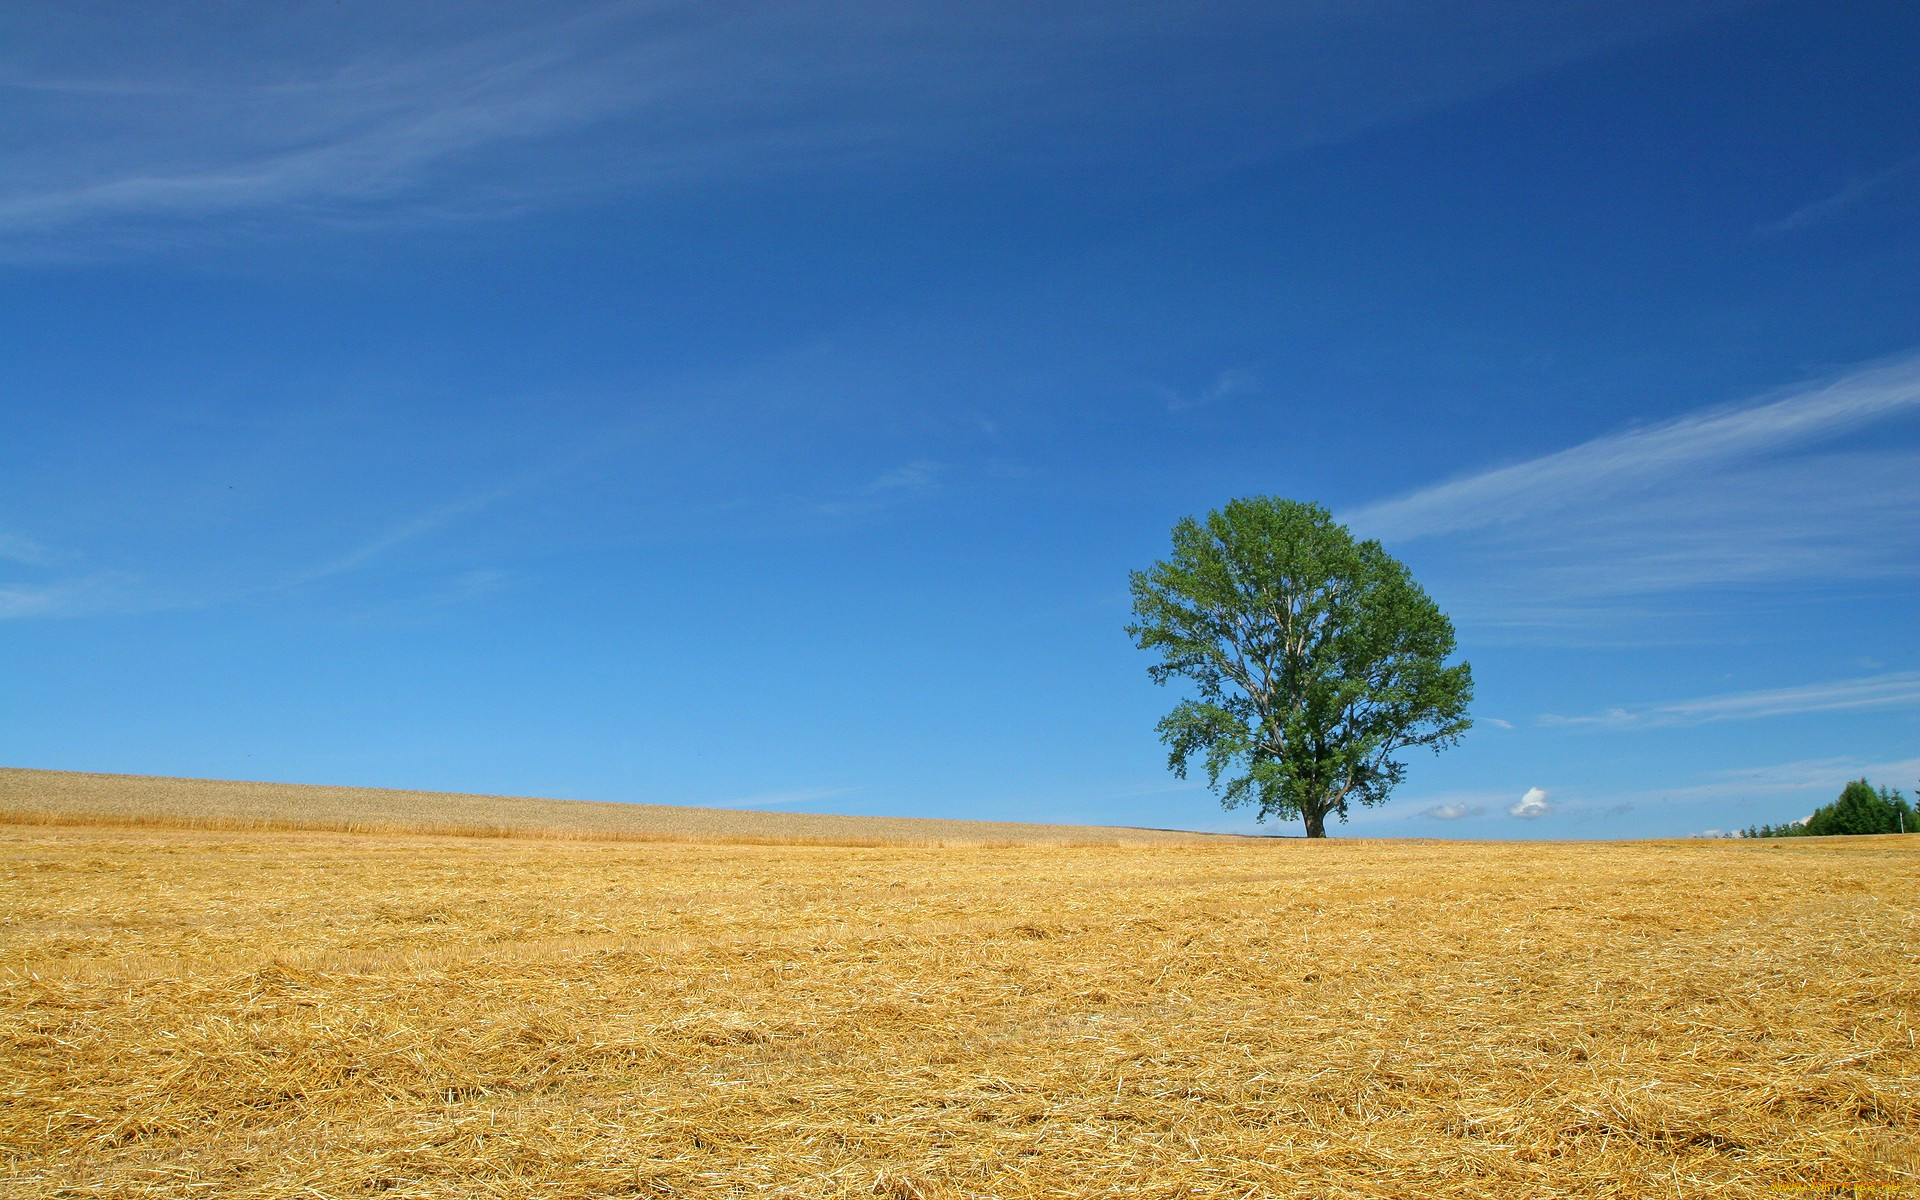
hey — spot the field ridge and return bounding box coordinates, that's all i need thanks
[0,766,1234,847]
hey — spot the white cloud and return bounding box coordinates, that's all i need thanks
[1422,802,1484,820]
[1482,717,1515,730]
[1540,672,1920,729]
[1508,787,1551,819]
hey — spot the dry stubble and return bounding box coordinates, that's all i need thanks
[1,808,1916,1197]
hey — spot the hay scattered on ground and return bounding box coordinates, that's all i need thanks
[3,818,1915,1198]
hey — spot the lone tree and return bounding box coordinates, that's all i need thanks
[1127,497,1473,837]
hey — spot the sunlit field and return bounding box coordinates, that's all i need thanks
[3,775,1916,1198]
[0,769,1215,848]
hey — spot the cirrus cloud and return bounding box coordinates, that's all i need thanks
[1339,354,1920,638]
[1539,671,1920,729]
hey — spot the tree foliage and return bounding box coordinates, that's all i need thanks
[1127,497,1473,837]
[1744,778,1916,838]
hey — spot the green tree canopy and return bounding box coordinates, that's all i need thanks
[1743,779,1915,837]
[1127,497,1473,837]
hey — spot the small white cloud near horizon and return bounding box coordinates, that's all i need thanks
[1509,787,1552,819]
[1483,717,1515,730]
[1422,802,1485,820]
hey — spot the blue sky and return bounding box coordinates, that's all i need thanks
[3,0,1916,838]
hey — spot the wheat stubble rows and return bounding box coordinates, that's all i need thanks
[3,820,1916,1198]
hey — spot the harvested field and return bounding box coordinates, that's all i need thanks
[0,768,1220,847]
[2,802,1917,1197]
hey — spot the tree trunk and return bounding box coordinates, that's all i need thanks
[1303,807,1328,838]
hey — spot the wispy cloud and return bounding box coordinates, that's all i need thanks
[0,4,908,250]
[1508,786,1551,819]
[291,488,515,586]
[1341,354,1920,633]
[0,533,52,565]
[0,2,1734,255]
[1756,159,1914,238]
[864,460,943,495]
[815,460,945,516]
[0,441,578,622]
[0,580,88,619]
[1338,788,1513,828]
[1547,755,1920,817]
[1388,759,1909,831]
[0,571,163,620]
[1,11,621,242]
[281,409,659,593]
[1674,755,1920,800]
[1345,355,1920,543]
[715,787,855,810]
[0,529,139,620]
[1541,671,1920,729]
[1158,369,1257,413]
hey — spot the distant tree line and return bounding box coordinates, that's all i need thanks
[1743,778,1916,838]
